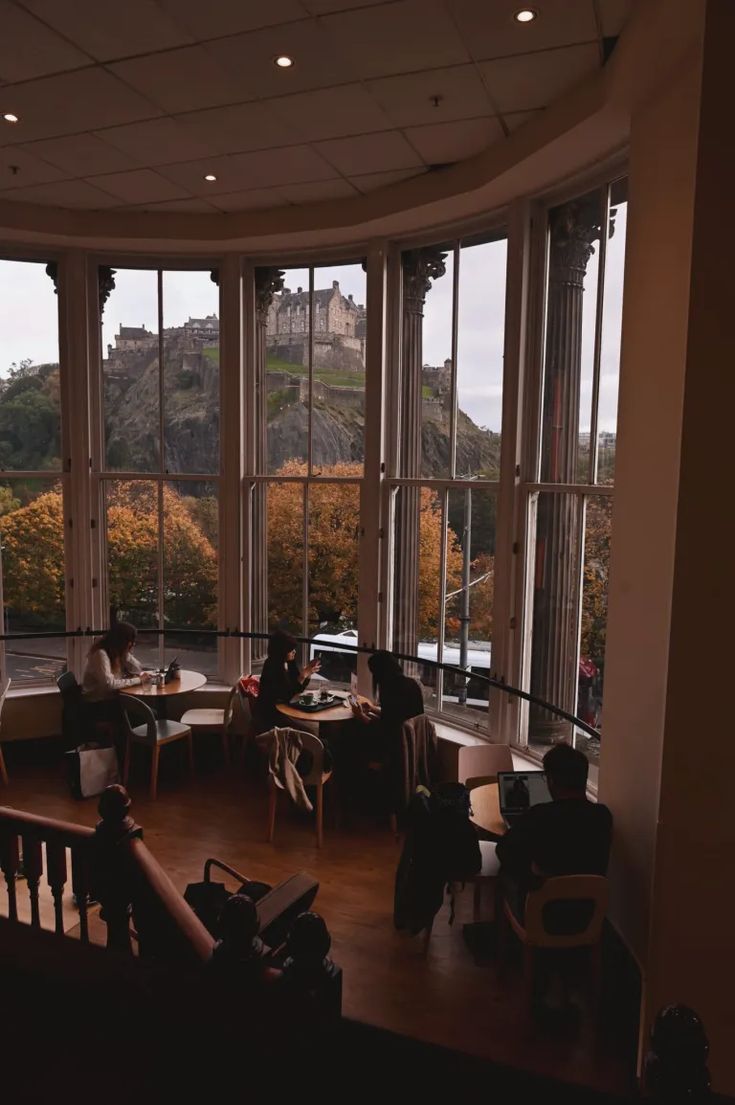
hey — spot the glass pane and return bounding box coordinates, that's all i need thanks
[310,262,366,474]
[0,259,61,471]
[265,266,309,474]
[104,480,160,670]
[597,182,628,484]
[163,481,218,679]
[418,248,453,478]
[101,268,160,472]
[162,271,220,475]
[266,480,305,639]
[527,490,584,756]
[442,487,495,729]
[307,481,359,691]
[456,238,507,479]
[0,479,66,684]
[577,494,612,767]
[540,190,603,483]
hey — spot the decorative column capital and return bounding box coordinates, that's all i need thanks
[210,268,220,287]
[255,266,285,324]
[45,261,58,294]
[401,247,447,312]
[98,266,116,315]
[549,198,603,288]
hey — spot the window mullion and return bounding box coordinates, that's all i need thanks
[588,185,610,485]
[449,243,460,479]
[157,270,165,669]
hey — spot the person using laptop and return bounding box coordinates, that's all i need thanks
[495,743,612,922]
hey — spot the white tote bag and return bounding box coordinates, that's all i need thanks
[76,743,119,798]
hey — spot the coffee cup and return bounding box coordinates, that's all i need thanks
[303,691,315,704]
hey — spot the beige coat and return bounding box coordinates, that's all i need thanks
[258,727,313,812]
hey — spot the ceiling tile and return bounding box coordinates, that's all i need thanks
[267,84,392,143]
[20,133,141,176]
[366,64,493,129]
[91,169,191,204]
[209,189,280,212]
[206,19,353,98]
[157,155,253,196]
[95,117,220,166]
[479,43,600,114]
[503,109,541,133]
[17,0,193,62]
[176,101,301,156]
[0,145,68,190]
[275,178,358,204]
[0,0,90,82]
[404,117,503,165]
[447,0,598,62]
[315,130,423,176]
[128,197,222,214]
[321,0,470,80]
[157,0,309,38]
[0,178,119,207]
[228,145,338,188]
[0,70,162,147]
[597,0,634,37]
[301,0,386,11]
[109,45,255,115]
[350,167,425,193]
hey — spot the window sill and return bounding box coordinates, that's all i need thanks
[8,684,60,699]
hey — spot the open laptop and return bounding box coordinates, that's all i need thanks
[497,770,552,829]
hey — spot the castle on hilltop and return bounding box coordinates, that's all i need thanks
[266,280,366,373]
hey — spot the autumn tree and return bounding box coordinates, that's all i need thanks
[0,488,65,623]
[580,495,612,665]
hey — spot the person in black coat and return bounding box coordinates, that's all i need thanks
[253,629,321,735]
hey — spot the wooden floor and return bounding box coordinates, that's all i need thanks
[0,743,638,1098]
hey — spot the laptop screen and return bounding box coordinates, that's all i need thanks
[498,771,551,815]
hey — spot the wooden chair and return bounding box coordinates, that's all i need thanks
[266,730,332,849]
[119,694,193,800]
[457,743,513,791]
[501,874,609,1010]
[0,677,10,785]
[181,685,238,766]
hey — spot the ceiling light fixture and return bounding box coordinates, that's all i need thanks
[2,112,19,124]
[514,8,538,22]
[204,173,217,182]
[274,54,294,68]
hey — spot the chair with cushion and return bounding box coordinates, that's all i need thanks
[500,874,609,1010]
[0,678,10,785]
[181,685,238,766]
[263,729,332,849]
[457,743,513,791]
[119,693,193,800]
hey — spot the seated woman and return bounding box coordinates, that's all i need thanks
[253,629,320,735]
[82,621,151,701]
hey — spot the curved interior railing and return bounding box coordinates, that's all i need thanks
[0,626,601,741]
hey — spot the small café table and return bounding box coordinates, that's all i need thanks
[277,691,369,728]
[469,782,507,839]
[123,669,207,717]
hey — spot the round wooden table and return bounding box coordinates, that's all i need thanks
[277,692,368,727]
[124,669,207,699]
[470,782,507,838]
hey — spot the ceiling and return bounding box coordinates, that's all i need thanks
[0,0,632,215]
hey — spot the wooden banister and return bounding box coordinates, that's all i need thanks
[126,837,214,964]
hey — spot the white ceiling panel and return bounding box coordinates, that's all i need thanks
[404,117,503,165]
[275,178,358,204]
[448,0,598,61]
[0,0,90,82]
[157,154,255,196]
[109,45,255,115]
[17,0,193,62]
[597,0,634,37]
[267,84,393,143]
[176,101,301,157]
[20,133,140,176]
[480,43,600,114]
[302,0,386,11]
[206,19,352,99]
[210,189,280,212]
[128,197,221,214]
[95,117,221,166]
[315,130,424,176]
[0,178,119,207]
[0,70,162,147]
[157,0,309,38]
[504,109,541,133]
[227,145,338,188]
[0,145,67,190]
[90,168,191,204]
[366,64,494,129]
[321,0,470,80]
[350,167,425,193]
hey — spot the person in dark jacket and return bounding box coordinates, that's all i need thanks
[253,630,320,734]
[495,742,612,927]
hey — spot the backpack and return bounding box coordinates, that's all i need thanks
[394,783,482,935]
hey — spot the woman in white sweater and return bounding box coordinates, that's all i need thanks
[82,622,152,701]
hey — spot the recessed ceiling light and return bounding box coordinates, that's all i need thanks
[2,112,19,124]
[514,8,538,22]
[204,173,217,182]
[274,54,294,68]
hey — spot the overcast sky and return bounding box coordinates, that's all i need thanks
[0,204,626,435]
